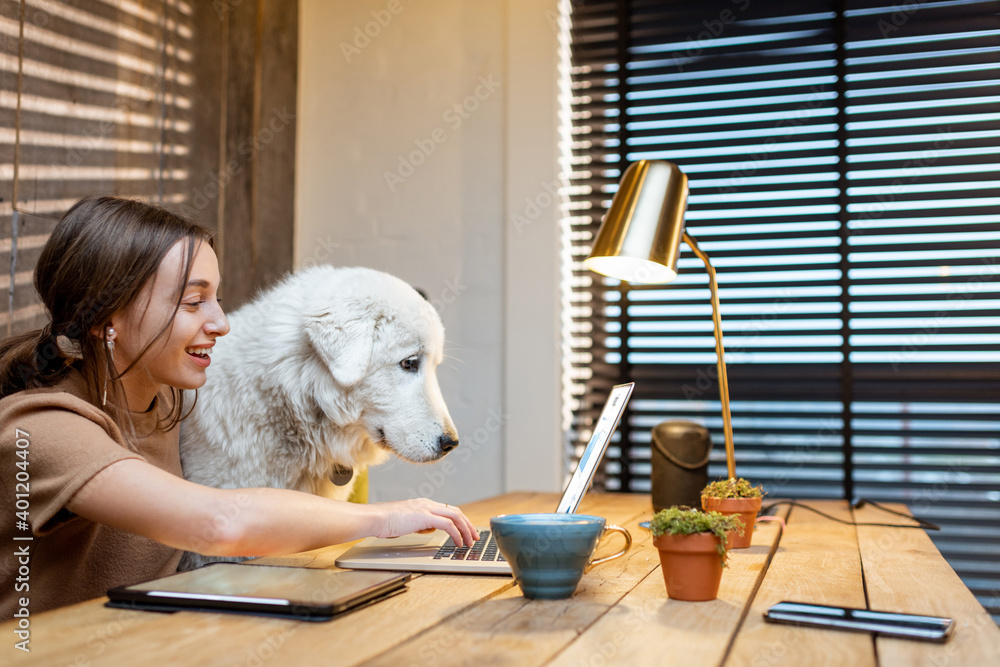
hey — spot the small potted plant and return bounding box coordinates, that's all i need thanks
[700,478,765,549]
[649,507,743,601]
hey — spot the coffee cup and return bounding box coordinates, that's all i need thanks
[490,513,632,600]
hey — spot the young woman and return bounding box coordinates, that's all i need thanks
[0,196,476,617]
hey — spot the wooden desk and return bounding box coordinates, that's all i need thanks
[6,492,1000,666]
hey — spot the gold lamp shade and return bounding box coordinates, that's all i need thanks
[584,160,689,284]
[585,158,738,480]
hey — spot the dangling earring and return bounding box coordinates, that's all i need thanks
[102,328,116,407]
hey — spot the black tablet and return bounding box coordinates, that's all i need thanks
[107,563,411,622]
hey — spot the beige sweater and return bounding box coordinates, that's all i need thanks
[0,369,182,618]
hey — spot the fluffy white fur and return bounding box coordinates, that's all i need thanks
[177,265,458,569]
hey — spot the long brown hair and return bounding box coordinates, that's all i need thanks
[0,196,215,434]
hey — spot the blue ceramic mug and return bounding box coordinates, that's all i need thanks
[490,514,632,600]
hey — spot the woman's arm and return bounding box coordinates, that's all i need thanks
[66,458,479,556]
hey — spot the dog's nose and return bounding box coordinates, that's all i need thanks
[438,434,459,454]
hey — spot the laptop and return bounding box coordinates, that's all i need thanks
[335,382,635,574]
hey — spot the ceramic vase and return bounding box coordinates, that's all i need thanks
[701,496,762,549]
[653,532,725,601]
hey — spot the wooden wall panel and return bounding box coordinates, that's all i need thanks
[253,0,297,296]
[190,0,297,309]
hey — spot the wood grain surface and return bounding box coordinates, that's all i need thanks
[724,501,876,667]
[853,501,1000,667]
[3,493,995,667]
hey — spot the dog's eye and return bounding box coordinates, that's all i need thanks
[400,356,421,372]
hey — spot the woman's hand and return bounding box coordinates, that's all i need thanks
[370,498,479,547]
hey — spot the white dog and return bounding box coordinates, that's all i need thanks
[177,265,459,569]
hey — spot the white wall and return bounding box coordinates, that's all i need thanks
[296,0,564,503]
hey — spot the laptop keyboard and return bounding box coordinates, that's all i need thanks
[433,530,505,562]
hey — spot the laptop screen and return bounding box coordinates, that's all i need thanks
[555,382,635,513]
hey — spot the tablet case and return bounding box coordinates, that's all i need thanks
[106,564,411,622]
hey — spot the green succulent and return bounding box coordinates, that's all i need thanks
[701,477,765,499]
[649,506,744,565]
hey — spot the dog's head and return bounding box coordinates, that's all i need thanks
[304,268,458,463]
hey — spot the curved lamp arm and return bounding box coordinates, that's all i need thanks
[683,231,737,480]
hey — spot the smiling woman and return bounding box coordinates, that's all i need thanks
[0,196,478,618]
[109,235,229,414]
[0,197,217,430]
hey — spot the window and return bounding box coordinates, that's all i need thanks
[2,0,297,323]
[564,0,1000,622]
[1,0,194,335]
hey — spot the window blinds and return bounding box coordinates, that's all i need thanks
[1,0,193,334]
[565,0,1000,622]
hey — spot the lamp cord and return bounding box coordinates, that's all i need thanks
[759,499,940,531]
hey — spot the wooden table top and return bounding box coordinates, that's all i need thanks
[6,492,1000,666]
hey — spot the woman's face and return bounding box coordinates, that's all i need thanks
[112,238,229,403]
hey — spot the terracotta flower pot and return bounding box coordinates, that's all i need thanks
[700,496,762,549]
[653,532,725,601]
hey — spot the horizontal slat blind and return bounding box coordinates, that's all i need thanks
[845,0,1000,621]
[565,0,1000,622]
[1,0,193,334]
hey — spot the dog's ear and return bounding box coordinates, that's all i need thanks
[305,312,375,388]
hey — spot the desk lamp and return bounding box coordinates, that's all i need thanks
[584,159,737,479]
